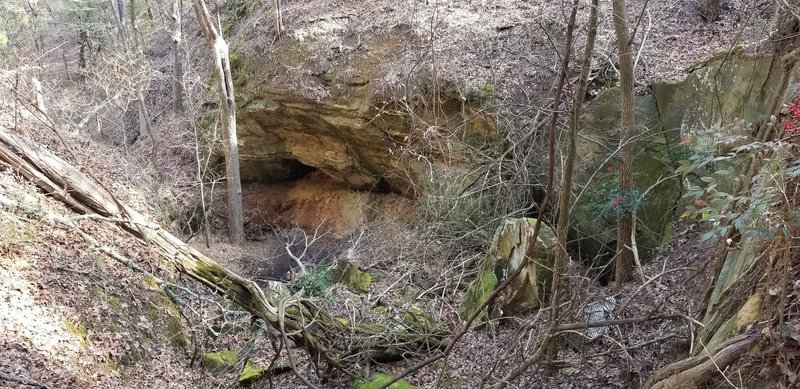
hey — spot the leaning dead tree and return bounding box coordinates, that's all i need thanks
[0,126,447,373]
[192,0,245,244]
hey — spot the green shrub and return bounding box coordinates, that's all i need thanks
[295,265,335,302]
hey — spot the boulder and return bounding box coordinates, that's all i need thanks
[238,360,292,384]
[202,349,238,374]
[571,52,785,269]
[459,218,556,323]
[335,261,372,294]
[571,88,675,265]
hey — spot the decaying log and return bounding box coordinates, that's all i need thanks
[0,127,447,371]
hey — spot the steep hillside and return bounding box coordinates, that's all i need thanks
[1,0,799,388]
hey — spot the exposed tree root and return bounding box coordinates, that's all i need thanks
[644,333,757,389]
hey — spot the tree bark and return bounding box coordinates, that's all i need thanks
[699,0,721,22]
[78,29,88,73]
[172,0,184,113]
[547,0,599,360]
[136,93,162,179]
[612,0,636,289]
[272,0,283,36]
[644,334,756,389]
[192,0,245,245]
[112,0,129,44]
[111,0,162,179]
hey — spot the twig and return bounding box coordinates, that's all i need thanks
[278,298,320,389]
[556,314,681,331]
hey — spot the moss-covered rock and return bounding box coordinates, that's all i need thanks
[571,88,675,268]
[355,373,417,389]
[459,263,498,324]
[238,360,292,384]
[571,53,782,270]
[459,218,555,324]
[202,350,238,374]
[653,53,782,137]
[401,307,437,332]
[335,261,372,293]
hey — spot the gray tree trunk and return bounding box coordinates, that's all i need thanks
[273,0,283,35]
[172,0,184,113]
[192,0,245,245]
[112,0,129,44]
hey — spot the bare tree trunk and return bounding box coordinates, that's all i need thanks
[112,0,161,179]
[32,77,47,114]
[612,0,636,289]
[551,0,599,341]
[136,92,161,179]
[77,29,88,73]
[272,0,283,36]
[699,0,721,22]
[172,0,184,113]
[111,0,129,44]
[129,0,144,48]
[61,49,71,81]
[192,0,245,245]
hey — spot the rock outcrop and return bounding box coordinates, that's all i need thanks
[570,51,785,267]
[233,31,494,195]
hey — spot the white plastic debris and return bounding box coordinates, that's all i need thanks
[583,296,617,339]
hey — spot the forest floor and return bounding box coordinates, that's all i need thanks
[212,222,718,388]
[0,0,781,388]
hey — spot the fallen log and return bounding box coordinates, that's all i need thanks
[0,127,447,371]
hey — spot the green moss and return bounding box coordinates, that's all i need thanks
[336,262,372,294]
[702,293,762,353]
[106,323,119,332]
[230,50,249,88]
[371,305,389,315]
[463,83,495,103]
[202,350,238,374]
[63,318,88,348]
[238,360,292,384]
[402,307,437,332]
[92,285,123,308]
[238,363,266,384]
[92,285,104,297]
[458,267,498,322]
[142,275,160,290]
[355,373,417,389]
[107,294,122,308]
[104,361,120,372]
[335,317,351,326]
[0,211,39,254]
[166,312,191,352]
